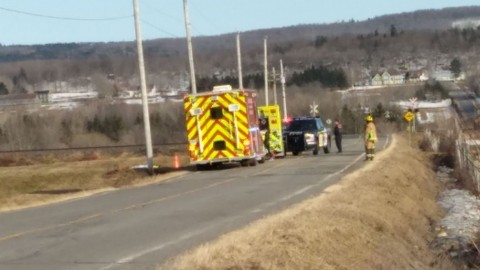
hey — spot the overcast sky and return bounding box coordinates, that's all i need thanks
[0,0,478,45]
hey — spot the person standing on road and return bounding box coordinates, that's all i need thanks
[334,119,342,153]
[364,115,377,160]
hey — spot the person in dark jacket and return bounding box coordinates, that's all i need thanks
[334,119,342,153]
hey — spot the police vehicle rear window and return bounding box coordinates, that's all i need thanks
[286,120,317,131]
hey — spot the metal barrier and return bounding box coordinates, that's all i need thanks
[455,117,480,191]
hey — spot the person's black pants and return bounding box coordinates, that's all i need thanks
[335,136,342,152]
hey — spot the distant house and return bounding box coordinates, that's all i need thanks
[371,73,383,86]
[370,69,405,86]
[408,70,429,82]
[384,69,405,85]
[35,90,49,103]
[381,71,392,85]
[431,70,454,81]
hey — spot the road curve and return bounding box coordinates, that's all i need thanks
[0,135,388,270]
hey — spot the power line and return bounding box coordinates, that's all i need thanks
[141,0,203,35]
[140,19,178,38]
[141,0,182,24]
[190,1,226,34]
[0,6,132,21]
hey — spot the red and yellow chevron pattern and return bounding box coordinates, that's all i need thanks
[184,90,251,163]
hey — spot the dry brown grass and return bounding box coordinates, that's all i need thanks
[0,151,190,212]
[159,135,457,270]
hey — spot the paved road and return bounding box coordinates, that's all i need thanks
[0,135,388,270]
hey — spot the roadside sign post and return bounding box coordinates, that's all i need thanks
[404,111,415,146]
[409,97,417,132]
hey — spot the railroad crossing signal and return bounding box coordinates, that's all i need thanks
[404,111,414,122]
[310,101,318,116]
[409,97,417,108]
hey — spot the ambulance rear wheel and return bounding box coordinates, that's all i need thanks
[240,160,249,167]
[196,164,210,171]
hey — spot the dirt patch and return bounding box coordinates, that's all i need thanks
[160,135,457,270]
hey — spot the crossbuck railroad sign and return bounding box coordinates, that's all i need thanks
[310,101,318,116]
[409,97,418,108]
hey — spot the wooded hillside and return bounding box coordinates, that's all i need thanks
[0,5,479,92]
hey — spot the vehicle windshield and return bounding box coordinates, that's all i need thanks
[286,120,317,131]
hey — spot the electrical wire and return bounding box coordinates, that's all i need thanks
[189,0,226,34]
[140,0,203,36]
[0,6,132,21]
[141,0,182,25]
[140,19,178,38]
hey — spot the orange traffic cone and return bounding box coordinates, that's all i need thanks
[173,153,180,169]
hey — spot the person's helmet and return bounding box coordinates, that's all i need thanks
[365,115,373,122]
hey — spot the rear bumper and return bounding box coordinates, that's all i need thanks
[191,154,264,165]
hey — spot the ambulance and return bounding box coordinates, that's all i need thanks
[183,85,266,169]
[258,105,285,157]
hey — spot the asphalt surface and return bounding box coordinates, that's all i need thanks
[0,135,388,270]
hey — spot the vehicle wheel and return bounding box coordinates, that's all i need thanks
[249,158,258,166]
[292,151,300,156]
[240,160,249,167]
[313,145,319,155]
[196,164,210,170]
[323,137,331,154]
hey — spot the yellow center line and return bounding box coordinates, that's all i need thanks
[253,158,288,176]
[0,213,102,242]
[0,176,240,242]
[117,177,237,212]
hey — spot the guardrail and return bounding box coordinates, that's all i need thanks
[455,116,480,191]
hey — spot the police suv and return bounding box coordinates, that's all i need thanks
[284,116,331,156]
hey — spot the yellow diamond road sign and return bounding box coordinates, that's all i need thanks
[404,111,414,122]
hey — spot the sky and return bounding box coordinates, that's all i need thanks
[0,0,479,45]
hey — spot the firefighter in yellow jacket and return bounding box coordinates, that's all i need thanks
[364,114,377,161]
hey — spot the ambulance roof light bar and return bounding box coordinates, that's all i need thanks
[212,85,233,92]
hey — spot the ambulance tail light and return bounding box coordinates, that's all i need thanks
[190,108,202,116]
[189,140,198,150]
[228,104,240,112]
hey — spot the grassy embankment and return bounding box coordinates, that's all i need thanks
[160,135,457,270]
[0,151,189,212]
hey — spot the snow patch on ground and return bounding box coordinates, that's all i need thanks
[433,166,480,257]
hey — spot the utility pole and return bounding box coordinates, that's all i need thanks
[272,67,277,105]
[280,59,287,121]
[132,0,153,173]
[264,37,268,105]
[236,33,243,89]
[183,0,197,94]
